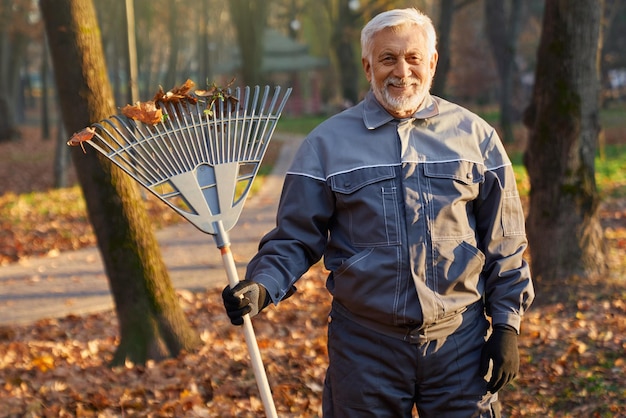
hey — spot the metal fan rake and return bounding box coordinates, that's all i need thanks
[82,84,291,418]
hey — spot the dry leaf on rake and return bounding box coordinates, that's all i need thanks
[195,77,239,118]
[66,126,96,153]
[121,101,164,125]
[153,79,198,105]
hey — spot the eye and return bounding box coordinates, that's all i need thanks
[406,54,422,65]
[380,55,396,65]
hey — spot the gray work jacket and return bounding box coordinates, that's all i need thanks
[246,91,534,339]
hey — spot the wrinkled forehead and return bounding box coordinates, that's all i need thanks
[369,24,429,52]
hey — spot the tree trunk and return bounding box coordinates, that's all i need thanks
[53,116,70,188]
[0,5,25,142]
[331,0,360,106]
[523,0,607,293]
[164,0,181,88]
[40,0,201,365]
[198,0,212,81]
[229,0,268,87]
[41,36,51,140]
[485,0,523,144]
[431,0,455,97]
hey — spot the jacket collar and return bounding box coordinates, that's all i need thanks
[362,90,440,130]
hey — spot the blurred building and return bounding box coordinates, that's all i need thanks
[214,28,328,116]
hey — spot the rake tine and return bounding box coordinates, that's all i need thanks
[113,118,173,183]
[93,118,162,186]
[235,89,245,162]
[147,108,185,176]
[231,87,241,162]
[175,100,200,167]
[164,101,194,172]
[218,98,225,164]
[209,114,221,166]
[248,86,272,159]
[174,101,200,169]
[235,87,248,163]
[108,117,175,181]
[191,100,205,165]
[197,100,211,163]
[225,89,234,163]
[158,103,187,174]
[219,98,229,163]
[256,86,289,160]
[246,86,267,160]
[242,86,261,161]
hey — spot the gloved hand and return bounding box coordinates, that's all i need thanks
[222,280,270,326]
[480,324,519,393]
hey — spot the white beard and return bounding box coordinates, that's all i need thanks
[371,72,432,116]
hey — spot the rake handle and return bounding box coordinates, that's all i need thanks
[215,225,278,418]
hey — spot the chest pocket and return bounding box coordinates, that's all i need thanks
[330,166,401,246]
[423,160,485,240]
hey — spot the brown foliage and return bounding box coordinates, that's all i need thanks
[1,265,625,416]
[0,269,330,417]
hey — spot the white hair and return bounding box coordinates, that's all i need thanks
[361,8,437,60]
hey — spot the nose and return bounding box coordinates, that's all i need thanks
[393,58,411,78]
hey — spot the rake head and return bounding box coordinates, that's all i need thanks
[83,85,291,235]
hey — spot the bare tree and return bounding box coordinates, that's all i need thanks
[485,0,523,144]
[330,0,361,105]
[431,0,477,97]
[0,0,40,141]
[431,0,454,97]
[229,0,270,86]
[40,0,201,365]
[164,0,182,88]
[600,0,626,106]
[523,0,607,293]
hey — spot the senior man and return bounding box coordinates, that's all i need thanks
[223,8,534,417]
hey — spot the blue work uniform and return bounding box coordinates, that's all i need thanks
[246,91,534,417]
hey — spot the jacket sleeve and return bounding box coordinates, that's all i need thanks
[474,139,535,333]
[245,171,334,304]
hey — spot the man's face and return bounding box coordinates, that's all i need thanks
[362,24,438,118]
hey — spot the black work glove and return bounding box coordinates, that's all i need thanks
[222,280,270,326]
[480,324,519,393]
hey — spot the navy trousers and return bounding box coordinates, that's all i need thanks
[322,307,500,417]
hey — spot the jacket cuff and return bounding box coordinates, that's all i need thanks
[491,312,521,334]
[254,273,291,305]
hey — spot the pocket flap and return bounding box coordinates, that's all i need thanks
[423,160,484,185]
[330,166,396,194]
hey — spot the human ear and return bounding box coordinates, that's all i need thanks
[362,57,372,82]
[429,51,439,74]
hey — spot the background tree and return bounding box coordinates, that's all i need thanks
[322,0,410,106]
[40,0,201,365]
[523,0,607,293]
[431,0,455,97]
[164,0,182,88]
[600,0,626,107]
[431,0,477,97]
[329,0,362,105]
[0,0,40,141]
[484,0,523,143]
[229,0,270,86]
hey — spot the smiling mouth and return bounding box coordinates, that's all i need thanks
[385,78,419,90]
[389,83,413,89]
[386,83,417,96]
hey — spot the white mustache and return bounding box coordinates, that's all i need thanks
[384,77,420,88]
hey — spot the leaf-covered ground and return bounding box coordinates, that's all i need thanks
[1,266,625,417]
[1,124,625,417]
